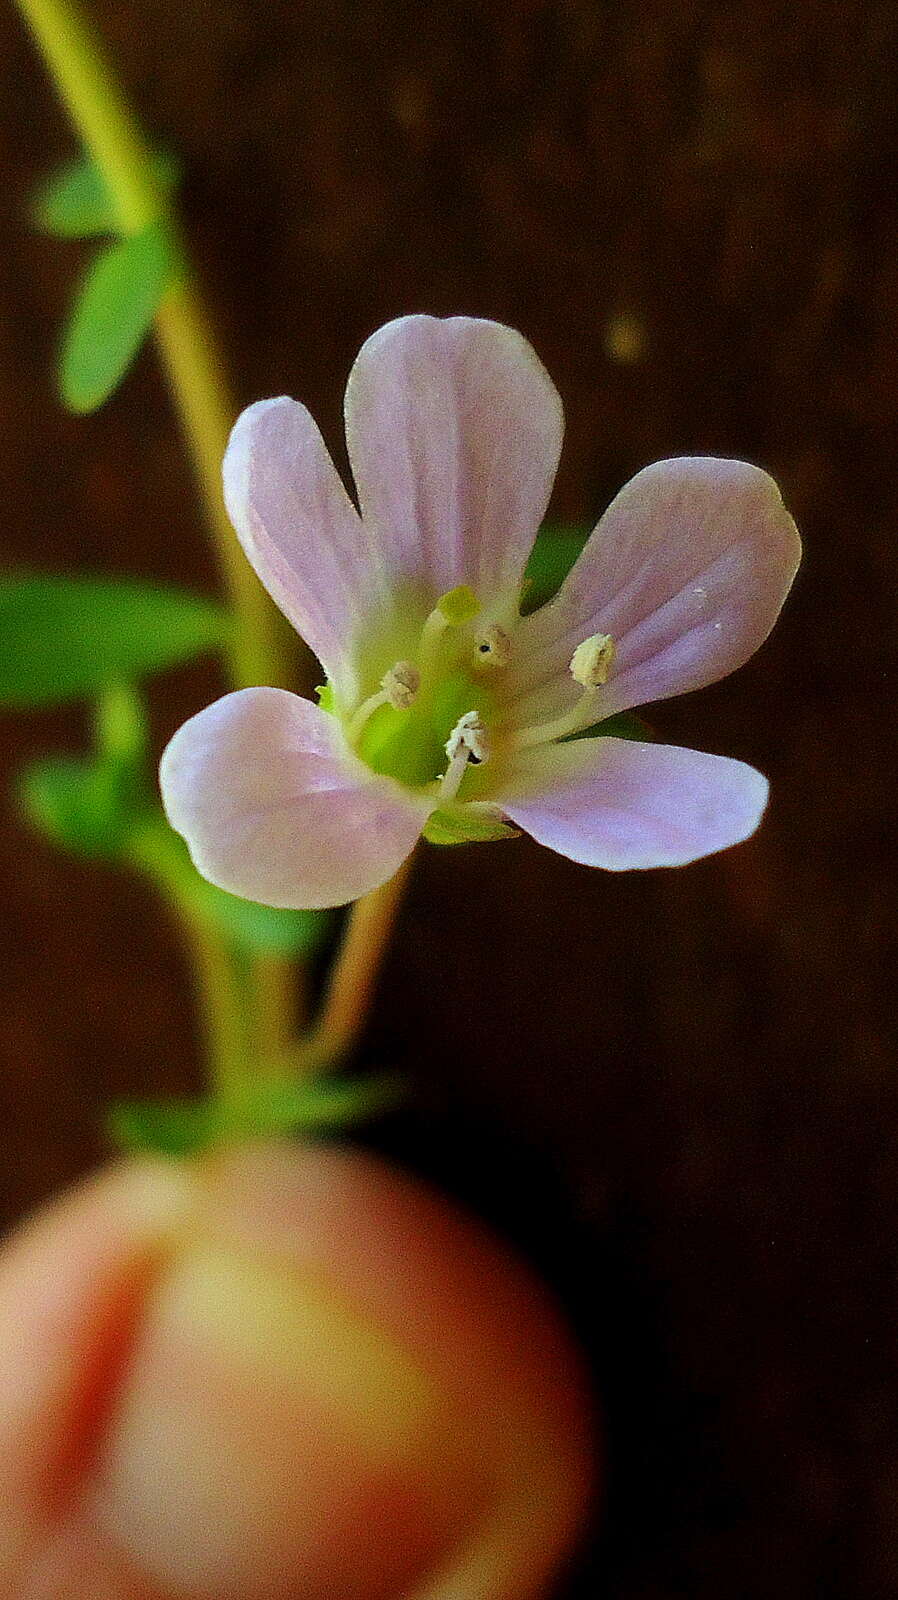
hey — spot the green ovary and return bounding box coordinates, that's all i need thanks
[356,669,496,790]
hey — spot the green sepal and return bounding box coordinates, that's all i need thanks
[0,573,230,708]
[32,148,181,239]
[59,220,175,413]
[108,1072,404,1157]
[522,523,590,612]
[423,807,520,846]
[18,751,150,859]
[315,682,336,714]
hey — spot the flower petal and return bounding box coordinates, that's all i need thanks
[494,736,769,869]
[222,399,387,704]
[506,457,801,725]
[160,690,433,909]
[344,315,564,613]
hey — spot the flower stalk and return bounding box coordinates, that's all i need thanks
[301,854,417,1072]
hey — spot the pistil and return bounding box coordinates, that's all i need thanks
[418,585,480,680]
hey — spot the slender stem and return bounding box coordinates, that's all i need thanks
[126,826,247,1108]
[14,0,159,233]
[301,854,417,1072]
[16,0,302,1066]
[16,0,287,690]
[251,952,296,1066]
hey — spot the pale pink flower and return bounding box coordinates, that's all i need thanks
[160,316,801,909]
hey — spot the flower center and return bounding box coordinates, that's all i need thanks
[341,593,618,795]
[347,589,502,792]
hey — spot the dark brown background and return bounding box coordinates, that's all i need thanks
[2,2,898,1595]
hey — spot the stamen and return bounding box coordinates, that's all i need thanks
[570,632,615,687]
[445,710,490,763]
[439,710,490,801]
[474,623,512,669]
[508,633,615,751]
[346,661,420,743]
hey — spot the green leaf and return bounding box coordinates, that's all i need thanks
[0,574,229,707]
[107,1097,214,1156]
[32,148,182,239]
[108,1073,404,1156]
[59,222,174,412]
[523,523,590,612]
[192,877,336,958]
[18,752,148,858]
[423,807,520,846]
[567,710,652,743]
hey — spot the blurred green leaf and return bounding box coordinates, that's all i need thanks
[568,710,652,743]
[522,523,590,612]
[192,876,336,958]
[0,574,229,707]
[107,1097,213,1155]
[109,1072,403,1156]
[32,148,181,239]
[18,751,148,858]
[59,221,174,412]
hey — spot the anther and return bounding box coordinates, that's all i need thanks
[440,711,490,801]
[445,710,490,764]
[346,661,420,743]
[474,624,512,669]
[570,632,615,688]
[381,661,420,709]
[507,634,617,753]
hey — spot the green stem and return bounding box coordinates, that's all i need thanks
[126,825,247,1110]
[15,0,286,691]
[16,0,300,1080]
[14,0,159,233]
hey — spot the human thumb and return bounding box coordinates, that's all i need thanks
[0,1140,592,1600]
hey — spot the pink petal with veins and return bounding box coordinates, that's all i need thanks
[160,690,433,909]
[222,399,387,706]
[494,736,769,870]
[344,316,564,612]
[507,457,801,727]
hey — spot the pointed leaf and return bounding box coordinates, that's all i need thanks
[32,149,181,239]
[107,1097,214,1156]
[59,222,174,413]
[0,574,229,707]
[567,710,653,742]
[108,1074,403,1156]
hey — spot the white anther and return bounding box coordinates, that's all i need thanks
[570,632,616,688]
[380,661,420,710]
[474,624,512,669]
[445,710,490,765]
